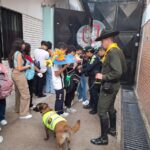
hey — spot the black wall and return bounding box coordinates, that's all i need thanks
[54,8,89,47]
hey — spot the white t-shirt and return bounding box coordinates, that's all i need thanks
[51,65,64,90]
[33,48,49,73]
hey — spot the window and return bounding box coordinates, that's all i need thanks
[0,7,23,59]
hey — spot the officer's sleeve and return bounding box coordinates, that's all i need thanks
[102,51,122,81]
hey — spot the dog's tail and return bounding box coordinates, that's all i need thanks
[60,120,80,145]
[71,120,80,134]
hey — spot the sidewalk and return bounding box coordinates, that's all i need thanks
[0,91,121,150]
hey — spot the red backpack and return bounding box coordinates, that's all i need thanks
[0,64,13,99]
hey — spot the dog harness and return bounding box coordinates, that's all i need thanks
[42,111,66,131]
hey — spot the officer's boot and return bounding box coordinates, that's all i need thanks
[90,117,109,145]
[108,111,117,137]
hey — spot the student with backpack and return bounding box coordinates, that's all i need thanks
[0,58,13,125]
[0,57,13,143]
[8,39,32,119]
[23,43,41,109]
[0,58,13,143]
[64,45,81,113]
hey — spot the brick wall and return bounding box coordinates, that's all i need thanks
[135,19,150,124]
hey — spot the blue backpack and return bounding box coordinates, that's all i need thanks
[25,60,35,80]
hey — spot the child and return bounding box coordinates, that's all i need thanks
[76,46,89,106]
[51,42,69,117]
[64,45,81,113]
[23,43,41,109]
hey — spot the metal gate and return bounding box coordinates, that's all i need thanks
[81,0,145,85]
[54,8,89,47]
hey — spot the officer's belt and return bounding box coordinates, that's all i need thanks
[103,79,120,84]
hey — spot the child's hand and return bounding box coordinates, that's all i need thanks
[64,64,69,68]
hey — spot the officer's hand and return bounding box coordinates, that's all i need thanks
[96,73,103,80]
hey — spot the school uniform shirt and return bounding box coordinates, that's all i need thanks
[33,48,49,73]
[51,65,64,90]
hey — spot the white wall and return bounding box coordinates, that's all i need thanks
[1,0,44,54]
[1,0,43,20]
[23,14,43,56]
[43,0,83,11]
[69,0,83,11]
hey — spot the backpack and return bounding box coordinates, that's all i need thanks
[0,64,13,99]
[25,60,35,80]
[64,68,81,92]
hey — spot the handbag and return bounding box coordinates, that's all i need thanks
[25,63,35,80]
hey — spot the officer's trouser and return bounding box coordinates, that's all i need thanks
[97,89,119,119]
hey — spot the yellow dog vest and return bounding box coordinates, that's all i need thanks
[42,111,66,131]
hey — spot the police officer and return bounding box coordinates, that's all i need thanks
[81,46,102,115]
[90,30,127,145]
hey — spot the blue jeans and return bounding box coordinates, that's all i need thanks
[77,75,88,101]
[44,67,55,93]
[0,99,6,121]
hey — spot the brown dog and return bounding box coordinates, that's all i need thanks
[34,103,80,150]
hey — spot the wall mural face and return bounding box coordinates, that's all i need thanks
[54,0,144,85]
[77,20,105,48]
[82,0,145,85]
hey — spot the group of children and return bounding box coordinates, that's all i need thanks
[0,39,106,143]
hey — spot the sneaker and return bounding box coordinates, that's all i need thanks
[67,108,77,113]
[83,104,92,109]
[0,120,7,126]
[63,106,67,110]
[60,112,69,118]
[0,136,3,143]
[20,114,32,119]
[75,91,78,95]
[30,105,36,110]
[82,100,89,106]
[78,98,83,102]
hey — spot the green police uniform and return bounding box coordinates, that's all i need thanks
[90,30,127,145]
[98,46,127,118]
